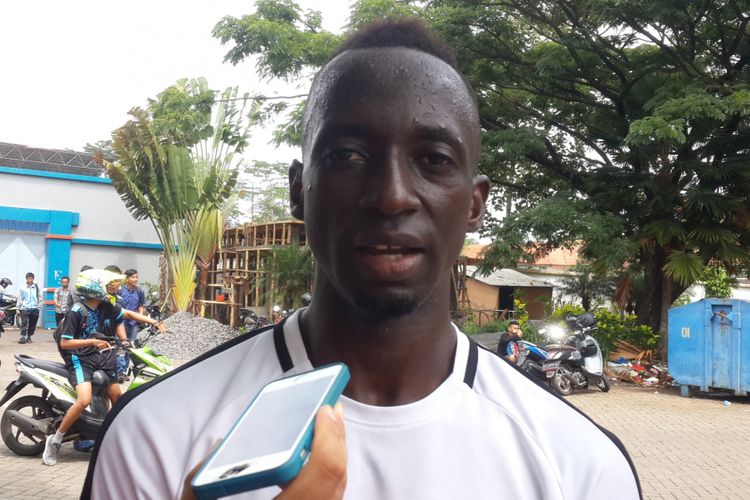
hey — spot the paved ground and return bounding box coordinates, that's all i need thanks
[0,327,748,499]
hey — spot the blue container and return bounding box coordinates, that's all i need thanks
[668,298,750,396]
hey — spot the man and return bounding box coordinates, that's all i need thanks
[498,320,523,363]
[118,269,145,340]
[17,272,41,344]
[115,269,146,382]
[53,276,75,326]
[42,269,129,466]
[83,19,640,499]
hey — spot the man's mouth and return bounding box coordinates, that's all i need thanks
[356,245,423,259]
[354,245,424,279]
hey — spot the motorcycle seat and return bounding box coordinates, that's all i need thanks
[15,354,69,378]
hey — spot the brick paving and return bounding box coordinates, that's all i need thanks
[0,326,749,499]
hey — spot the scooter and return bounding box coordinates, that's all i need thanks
[0,325,171,456]
[515,340,549,382]
[0,287,19,333]
[144,290,163,322]
[541,313,610,396]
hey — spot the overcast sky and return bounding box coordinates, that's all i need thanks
[0,1,350,163]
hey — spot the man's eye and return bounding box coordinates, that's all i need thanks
[326,149,366,162]
[416,153,455,168]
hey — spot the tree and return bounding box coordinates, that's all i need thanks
[558,262,617,311]
[702,264,737,298]
[104,78,249,311]
[212,0,750,354]
[264,244,315,310]
[240,160,292,222]
[83,140,116,159]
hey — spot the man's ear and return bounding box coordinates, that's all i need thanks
[289,159,304,220]
[467,175,491,232]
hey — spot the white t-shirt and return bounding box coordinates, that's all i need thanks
[83,310,640,500]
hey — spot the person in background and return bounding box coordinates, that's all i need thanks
[54,276,75,326]
[18,272,41,344]
[497,320,523,363]
[116,269,146,382]
[42,269,129,466]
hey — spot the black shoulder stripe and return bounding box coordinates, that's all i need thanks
[474,342,643,500]
[79,323,276,500]
[463,338,479,388]
[273,320,294,372]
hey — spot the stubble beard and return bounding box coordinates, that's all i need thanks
[353,291,419,319]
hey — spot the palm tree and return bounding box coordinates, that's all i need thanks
[104,79,249,312]
[264,245,315,311]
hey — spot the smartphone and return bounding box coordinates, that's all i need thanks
[191,363,350,499]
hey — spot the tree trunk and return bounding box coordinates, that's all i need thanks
[636,246,690,361]
[636,249,665,334]
[194,255,213,316]
[158,253,171,316]
[581,295,591,311]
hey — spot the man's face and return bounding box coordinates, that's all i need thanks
[296,48,489,318]
[127,273,138,287]
[61,278,69,289]
[107,280,121,295]
[26,276,33,285]
[509,324,522,337]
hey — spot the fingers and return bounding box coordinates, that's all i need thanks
[277,403,347,500]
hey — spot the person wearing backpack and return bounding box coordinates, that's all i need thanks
[17,272,41,344]
[42,268,130,466]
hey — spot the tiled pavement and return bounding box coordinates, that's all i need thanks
[1,327,749,499]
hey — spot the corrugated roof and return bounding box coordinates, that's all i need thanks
[467,266,554,288]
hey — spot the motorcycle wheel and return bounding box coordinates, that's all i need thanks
[1,395,54,456]
[551,369,574,396]
[597,376,610,393]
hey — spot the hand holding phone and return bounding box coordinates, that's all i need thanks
[191,364,350,499]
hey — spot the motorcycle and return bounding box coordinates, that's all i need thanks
[0,285,19,333]
[541,313,610,396]
[144,290,163,322]
[0,324,171,456]
[239,307,272,331]
[515,340,549,382]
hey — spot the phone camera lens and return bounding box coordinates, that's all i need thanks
[220,463,249,479]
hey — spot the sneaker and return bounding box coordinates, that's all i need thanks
[26,337,32,343]
[18,337,26,344]
[42,435,61,466]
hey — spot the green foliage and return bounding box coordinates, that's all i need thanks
[211,0,750,343]
[558,261,617,311]
[264,245,315,310]
[106,78,249,311]
[240,160,292,223]
[702,265,737,298]
[148,78,216,148]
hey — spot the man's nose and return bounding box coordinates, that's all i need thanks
[359,153,420,216]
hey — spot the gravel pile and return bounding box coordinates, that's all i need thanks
[148,311,239,361]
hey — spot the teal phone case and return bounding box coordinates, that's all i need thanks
[192,363,350,499]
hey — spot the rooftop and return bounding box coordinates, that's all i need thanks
[0,142,106,177]
[467,266,554,288]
